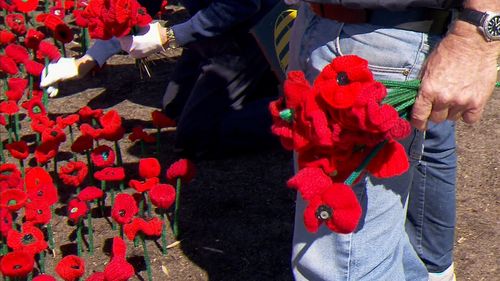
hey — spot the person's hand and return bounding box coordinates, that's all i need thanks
[40,58,79,96]
[411,21,500,130]
[118,22,166,58]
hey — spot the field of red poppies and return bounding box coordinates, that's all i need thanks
[1,1,498,281]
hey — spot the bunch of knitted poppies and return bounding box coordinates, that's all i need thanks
[270,55,413,234]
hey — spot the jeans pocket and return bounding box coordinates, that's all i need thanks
[336,23,427,81]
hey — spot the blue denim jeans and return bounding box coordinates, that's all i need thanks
[288,3,435,280]
[407,120,457,273]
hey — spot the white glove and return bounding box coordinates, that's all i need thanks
[86,38,122,67]
[118,22,165,58]
[40,57,78,88]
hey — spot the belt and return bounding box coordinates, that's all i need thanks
[310,3,452,35]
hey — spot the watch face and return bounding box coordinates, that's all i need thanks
[486,15,500,39]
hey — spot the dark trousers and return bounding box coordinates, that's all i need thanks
[163,33,280,157]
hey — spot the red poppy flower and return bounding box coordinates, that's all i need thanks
[33,274,57,281]
[72,9,89,28]
[149,183,175,209]
[5,43,29,63]
[71,134,94,154]
[0,207,13,237]
[54,22,74,43]
[6,140,29,160]
[25,200,52,225]
[35,140,59,165]
[41,126,67,144]
[94,167,125,182]
[0,30,16,45]
[78,106,103,121]
[8,77,28,93]
[24,29,45,49]
[165,158,196,184]
[287,167,333,201]
[30,115,55,134]
[0,251,35,277]
[23,59,45,76]
[104,258,134,281]
[90,145,116,168]
[98,110,123,141]
[27,182,59,205]
[22,96,47,120]
[6,90,23,103]
[5,14,26,35]
[128,126,156,143]
[0,163,22,192]
[36,41,61,61]
[138,157,160,179]
[59,161,88,188]
[13,0,39,13]
[79,123,102,140]
[55,255,85,281]
[0,189,27,212]
[7,222,48,254]
[366,139,409,178]
[56,114,79,129]
[129,177,159,193]
[111,193,138,225]
[25,166,53,191]
[151,110,176,128]
[67,198,88,223]
[0,55,19,75]
[85,272,105,281]
[0,100,19,115]
[76,186,103,202]
[110,236,127,260]
[303,183,361,234]
[123,217,162,240]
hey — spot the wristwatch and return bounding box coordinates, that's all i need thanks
[458,8,500,41]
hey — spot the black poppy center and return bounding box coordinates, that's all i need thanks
[37,190,44,196]
[37,209,43,214]
[22,233,34,244]
[50,131,58,137]
[336,72,350,86]
[71,265,80,270]
[119,210,126,217]
[14,264,22,269]
[315,205,333,221]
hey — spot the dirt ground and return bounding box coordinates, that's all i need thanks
[15,5,499,281]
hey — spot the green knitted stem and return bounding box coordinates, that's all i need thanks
[48,206,55,249]
[139,196,144,216]
[161,212,168,256]
[38,250,45,273]
[27,272,32,281]
[87,210,94,255]
[19,160,25,191]
[6,115,13,144]
[77,220,83,257]
[114,140,123,166]
[100,181,106,217]
[119,224,124,239]
[141,235,153,281]
[145,192,152,217]
[13,113,20,141]
[86,151,95,185]
[173,178,182,239]
[344,141,388,186]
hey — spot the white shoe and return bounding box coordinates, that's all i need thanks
[428,263,456,281]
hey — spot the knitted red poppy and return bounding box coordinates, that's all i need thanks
[27,182,59,206]
[0,30,16,45]
[140,217,163,237]
[0,188,27,212]
[72,10,89,28]
[0,251,35,277]
[91,145,116,168]
[5,14,26,35]
[111,193,138,225]
[5,44,29,63]
[269,98,294,150]
[23,59,45,76]
[7,77,28,93]
[22,96,47,120]
[77,186,104,202]
[32,274,57,281]
[85,272,105,281]
[0,208,13,237]
[165,158,196,184]
[0,55,19,75]
[138,157,161,179]
[7,223,48,255]
[6,90,23,103]
[41,126,66,144]
[0,165,23,192]
[287,167,333,201]
[99,110,124,141]
[24,29,45,49]
[6,140,29,160]
[111,236,127,260]
[59,161,88,187]
[149,183,176,209]
[79,123,103,140]
[13,0,38,12]
[67,198,88,223]
[303,183,361,234]
[129,177,159,193]
[0,100,19,115]
[104,258,135,281]
[128,126,156,143]
[25,166,53,191]
[78,106,103,121]
[24,200,52,225]
[94,167,125,182]
[36,41,61,62]
[56,114,80,129]
[30,115,54,134]
[55,255,85,281]
[151,110,176,128]
[71,135,94,154]
[35,140,59,165]
[123,218,140,240]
